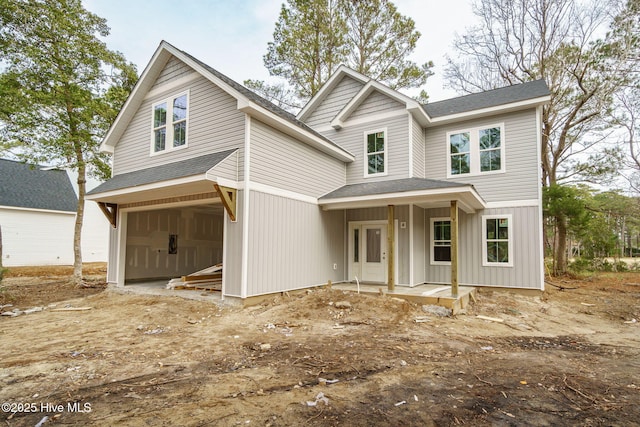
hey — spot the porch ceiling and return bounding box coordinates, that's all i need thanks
[318,178,486,213]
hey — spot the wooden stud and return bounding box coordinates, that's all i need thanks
[97,202,118,228]
[450,200,459,297]
[214,183,237,222]
[388,204,395,292]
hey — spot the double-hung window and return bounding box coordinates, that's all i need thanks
[364,129,387,176]
[482,214,513,266]
[151,91,189,154]
[447,124,504,176]
[430,218,451,264]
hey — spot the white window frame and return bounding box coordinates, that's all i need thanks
[446,123,505,177]
[363,128,388,178]
[482,214,513,267]
[430,217,451,265]
[150,90,190,156]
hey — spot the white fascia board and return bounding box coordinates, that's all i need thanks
[237,99,355,163]
[427,95,552,126]
[320,186,485,213]
[297,65,369,121]
[85,174,205,201]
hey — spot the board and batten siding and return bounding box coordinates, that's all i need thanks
[245,191,344,297]
[424,109,539,202]
[0,208,75,266]
[424,206,542,289]
[304,76,365,128]
[113,67,245,178]
[222,191,243,297]
[412,205,426,285]
[321,113,410,185]
[107,226,118,283]
[250,119,345,197]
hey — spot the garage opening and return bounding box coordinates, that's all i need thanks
[124,204,224,284]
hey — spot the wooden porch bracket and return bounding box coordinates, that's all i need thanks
[388,204,395,292]
[450,200,459,297]
[214,183,237,222]
[97,202,118,228]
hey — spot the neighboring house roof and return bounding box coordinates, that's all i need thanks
[319,178,486,213]
[101,41,354,162]
[0,158,77,212]
[88,149,237,195]
[423,79,549,118]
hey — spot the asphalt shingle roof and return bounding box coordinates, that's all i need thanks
[88,149,237,195]
[423,79,549,118]
[319,177,473,200]
[0,158,77,212]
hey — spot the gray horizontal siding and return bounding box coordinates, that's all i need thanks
[424,206,542,289]
[321,113,410,185]
[208,151,239,182]
[153,56,193,89]
[250,119,345,197]
[424,109,540,202]
[348,90,405,120]
[412,117,425,178]
[305,76,364,128]
[246,191,344,296]
[113,71,245,179]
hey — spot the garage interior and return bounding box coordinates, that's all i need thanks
[124,204,224,283]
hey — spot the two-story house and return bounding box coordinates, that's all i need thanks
[87,41,549,302]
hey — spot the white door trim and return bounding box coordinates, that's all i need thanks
[348,220,398,284]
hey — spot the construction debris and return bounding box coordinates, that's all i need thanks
[167,264,222,291]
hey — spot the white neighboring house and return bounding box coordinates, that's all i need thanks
[0,159,108,267]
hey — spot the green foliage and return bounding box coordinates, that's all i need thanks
[259,0,434,105]
[0,0,137,180]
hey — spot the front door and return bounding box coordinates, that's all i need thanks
[349,222,388,283]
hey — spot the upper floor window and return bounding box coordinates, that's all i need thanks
[482,214,513,267]
[447,124,504,177]
[151,92,189,154]
[364,129,387,177]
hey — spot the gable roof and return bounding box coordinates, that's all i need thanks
[0,158,77,212]
[101,41,354,162]
[298,67,549,129]
[423,79,550,119]
[87,149,237,196]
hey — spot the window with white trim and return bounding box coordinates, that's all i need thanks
[482,214,513,266]
[430,218,451,264]
[364,129,387,176]
[151,92,189,154]
[447,124,504,176]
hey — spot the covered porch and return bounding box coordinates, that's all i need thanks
[319,177,487,308]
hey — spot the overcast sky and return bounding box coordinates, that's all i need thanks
[82,0,478,102]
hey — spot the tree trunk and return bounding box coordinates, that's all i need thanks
[73,162,86,286]
[554,215,568,275]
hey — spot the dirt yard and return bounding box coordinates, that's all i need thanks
[1,265,639,426]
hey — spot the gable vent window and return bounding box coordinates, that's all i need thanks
[151,91,189,154]
[364,129,387,177]
[447,124,504,177]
